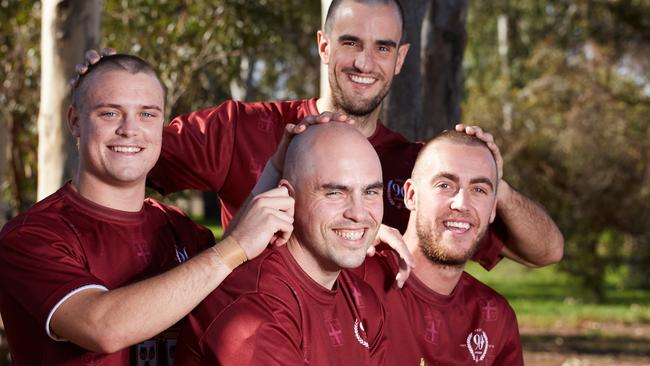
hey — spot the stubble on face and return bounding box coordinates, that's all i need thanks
[415,213,488,267]
[329,66,391,118]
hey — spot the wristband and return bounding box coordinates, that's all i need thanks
[211,236,248,270]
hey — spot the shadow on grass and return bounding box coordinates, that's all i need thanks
[523,333,650,357]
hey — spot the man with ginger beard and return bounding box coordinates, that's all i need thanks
[175,123,388,365]
[355,130,524,365]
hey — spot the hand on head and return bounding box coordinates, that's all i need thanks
[271,112,355,173]
[70,48,117,87]
[227,185,295,260]
[455,123,503,181]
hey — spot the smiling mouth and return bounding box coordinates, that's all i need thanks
[333,229,365,241]
[348,74,376,85]
[443,220,471,233]
[109,146,143,153]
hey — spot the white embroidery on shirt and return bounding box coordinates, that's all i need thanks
[354,318,369,349]
[466,329,489,363]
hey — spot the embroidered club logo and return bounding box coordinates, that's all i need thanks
[175,245,189,263]
[354,319,369,349]
[466,329,489,363]
[386,179,405,208]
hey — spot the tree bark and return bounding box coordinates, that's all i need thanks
[419,0,468,139]
[37,0,101,200]
[382,0,430,141]
[0,122,7,228]
[320,0,333,101]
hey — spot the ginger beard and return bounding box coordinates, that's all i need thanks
[415,211,488,267]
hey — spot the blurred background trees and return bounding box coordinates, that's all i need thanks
[1,0,649,303]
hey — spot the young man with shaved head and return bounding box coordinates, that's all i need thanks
[176,123,388,365]
[357,130,524,365]
[144,0,563,271]
[0,55,293,365]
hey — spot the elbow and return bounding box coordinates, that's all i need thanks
[86,333,129,354]
[527,232,565,268]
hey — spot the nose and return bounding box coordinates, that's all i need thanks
[343,194,368,222]
[115,113,138,137]
[450,189,470,212]
[353,48,375,73]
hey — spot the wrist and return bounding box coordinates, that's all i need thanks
[210,236,248,271]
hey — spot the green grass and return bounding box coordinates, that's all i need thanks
[466,260,650,328]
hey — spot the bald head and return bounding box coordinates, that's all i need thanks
[324,0,405,44]
[284,123,381,185]
[282,123,384,280]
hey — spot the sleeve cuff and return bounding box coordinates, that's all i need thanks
[45,284,109,341]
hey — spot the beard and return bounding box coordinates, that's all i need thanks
[416,214,487,267]
[329,67,391,118]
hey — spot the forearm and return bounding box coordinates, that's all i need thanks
[496,180,564,267]
[52,240,234,353]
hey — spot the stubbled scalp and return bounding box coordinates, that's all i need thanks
[72,54,165,111]
[283,123,378,185]
[324,0,406,43]
[412,130,497,182]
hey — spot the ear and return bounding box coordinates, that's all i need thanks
[317,30,331,64]
[394,43,410,75]
[67,105,81,138]
[279,179,295,198]
[403,178,417,211]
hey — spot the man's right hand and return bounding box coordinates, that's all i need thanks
[270,112,354,173]
[227,186,295,260]
[71,48,116,86]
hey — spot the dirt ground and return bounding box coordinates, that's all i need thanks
[1,321,649,365]
[522,322,650,366]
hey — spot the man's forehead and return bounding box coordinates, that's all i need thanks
[330,1,402,39]
[425,142,497,181]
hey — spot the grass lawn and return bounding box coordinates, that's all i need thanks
[465,259,650,329]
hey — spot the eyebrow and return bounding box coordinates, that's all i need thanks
[338,34,397,49]
[431,172,494,191]
[321,181,384,191]
[92,103,163,112]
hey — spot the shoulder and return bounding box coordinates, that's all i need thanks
[460,272,516,315]
[0,188,76,246]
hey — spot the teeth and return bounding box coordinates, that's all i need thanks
[349,75,375,85]
[445,221,470,230]
[111,146,142,153]
[334,229,364,241]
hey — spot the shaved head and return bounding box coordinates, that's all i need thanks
[412,130,498,184]
[324,0,405,43]
[282,123,384,282]
[283,123,381,185]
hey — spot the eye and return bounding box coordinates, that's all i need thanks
[437,183,450,189]
[325,191,342,197]
[378,45,390,52]
[365,189,380,196]
[342,40,358,47]
[472,187,489,195]
[100,111,117,118]
[141,111,157,118]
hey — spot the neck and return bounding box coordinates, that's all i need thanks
[316,96,381,138]
[403,227,465,296]
[72,172,145,212]
[286,235,340,289]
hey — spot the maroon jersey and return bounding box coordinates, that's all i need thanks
[0,183,214,365]
[176,245,387,365]
[149,98,505,269]
[355,247,523,366]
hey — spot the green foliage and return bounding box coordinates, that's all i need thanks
[101,0,320,119]
[464,0,650,301]
[0,1,40,213]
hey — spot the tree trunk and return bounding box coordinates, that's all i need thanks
[382,0,430,141]
[419,0,468,139]
[0,122,7,228]
[320,0,332,102]
[37,0,101,200]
